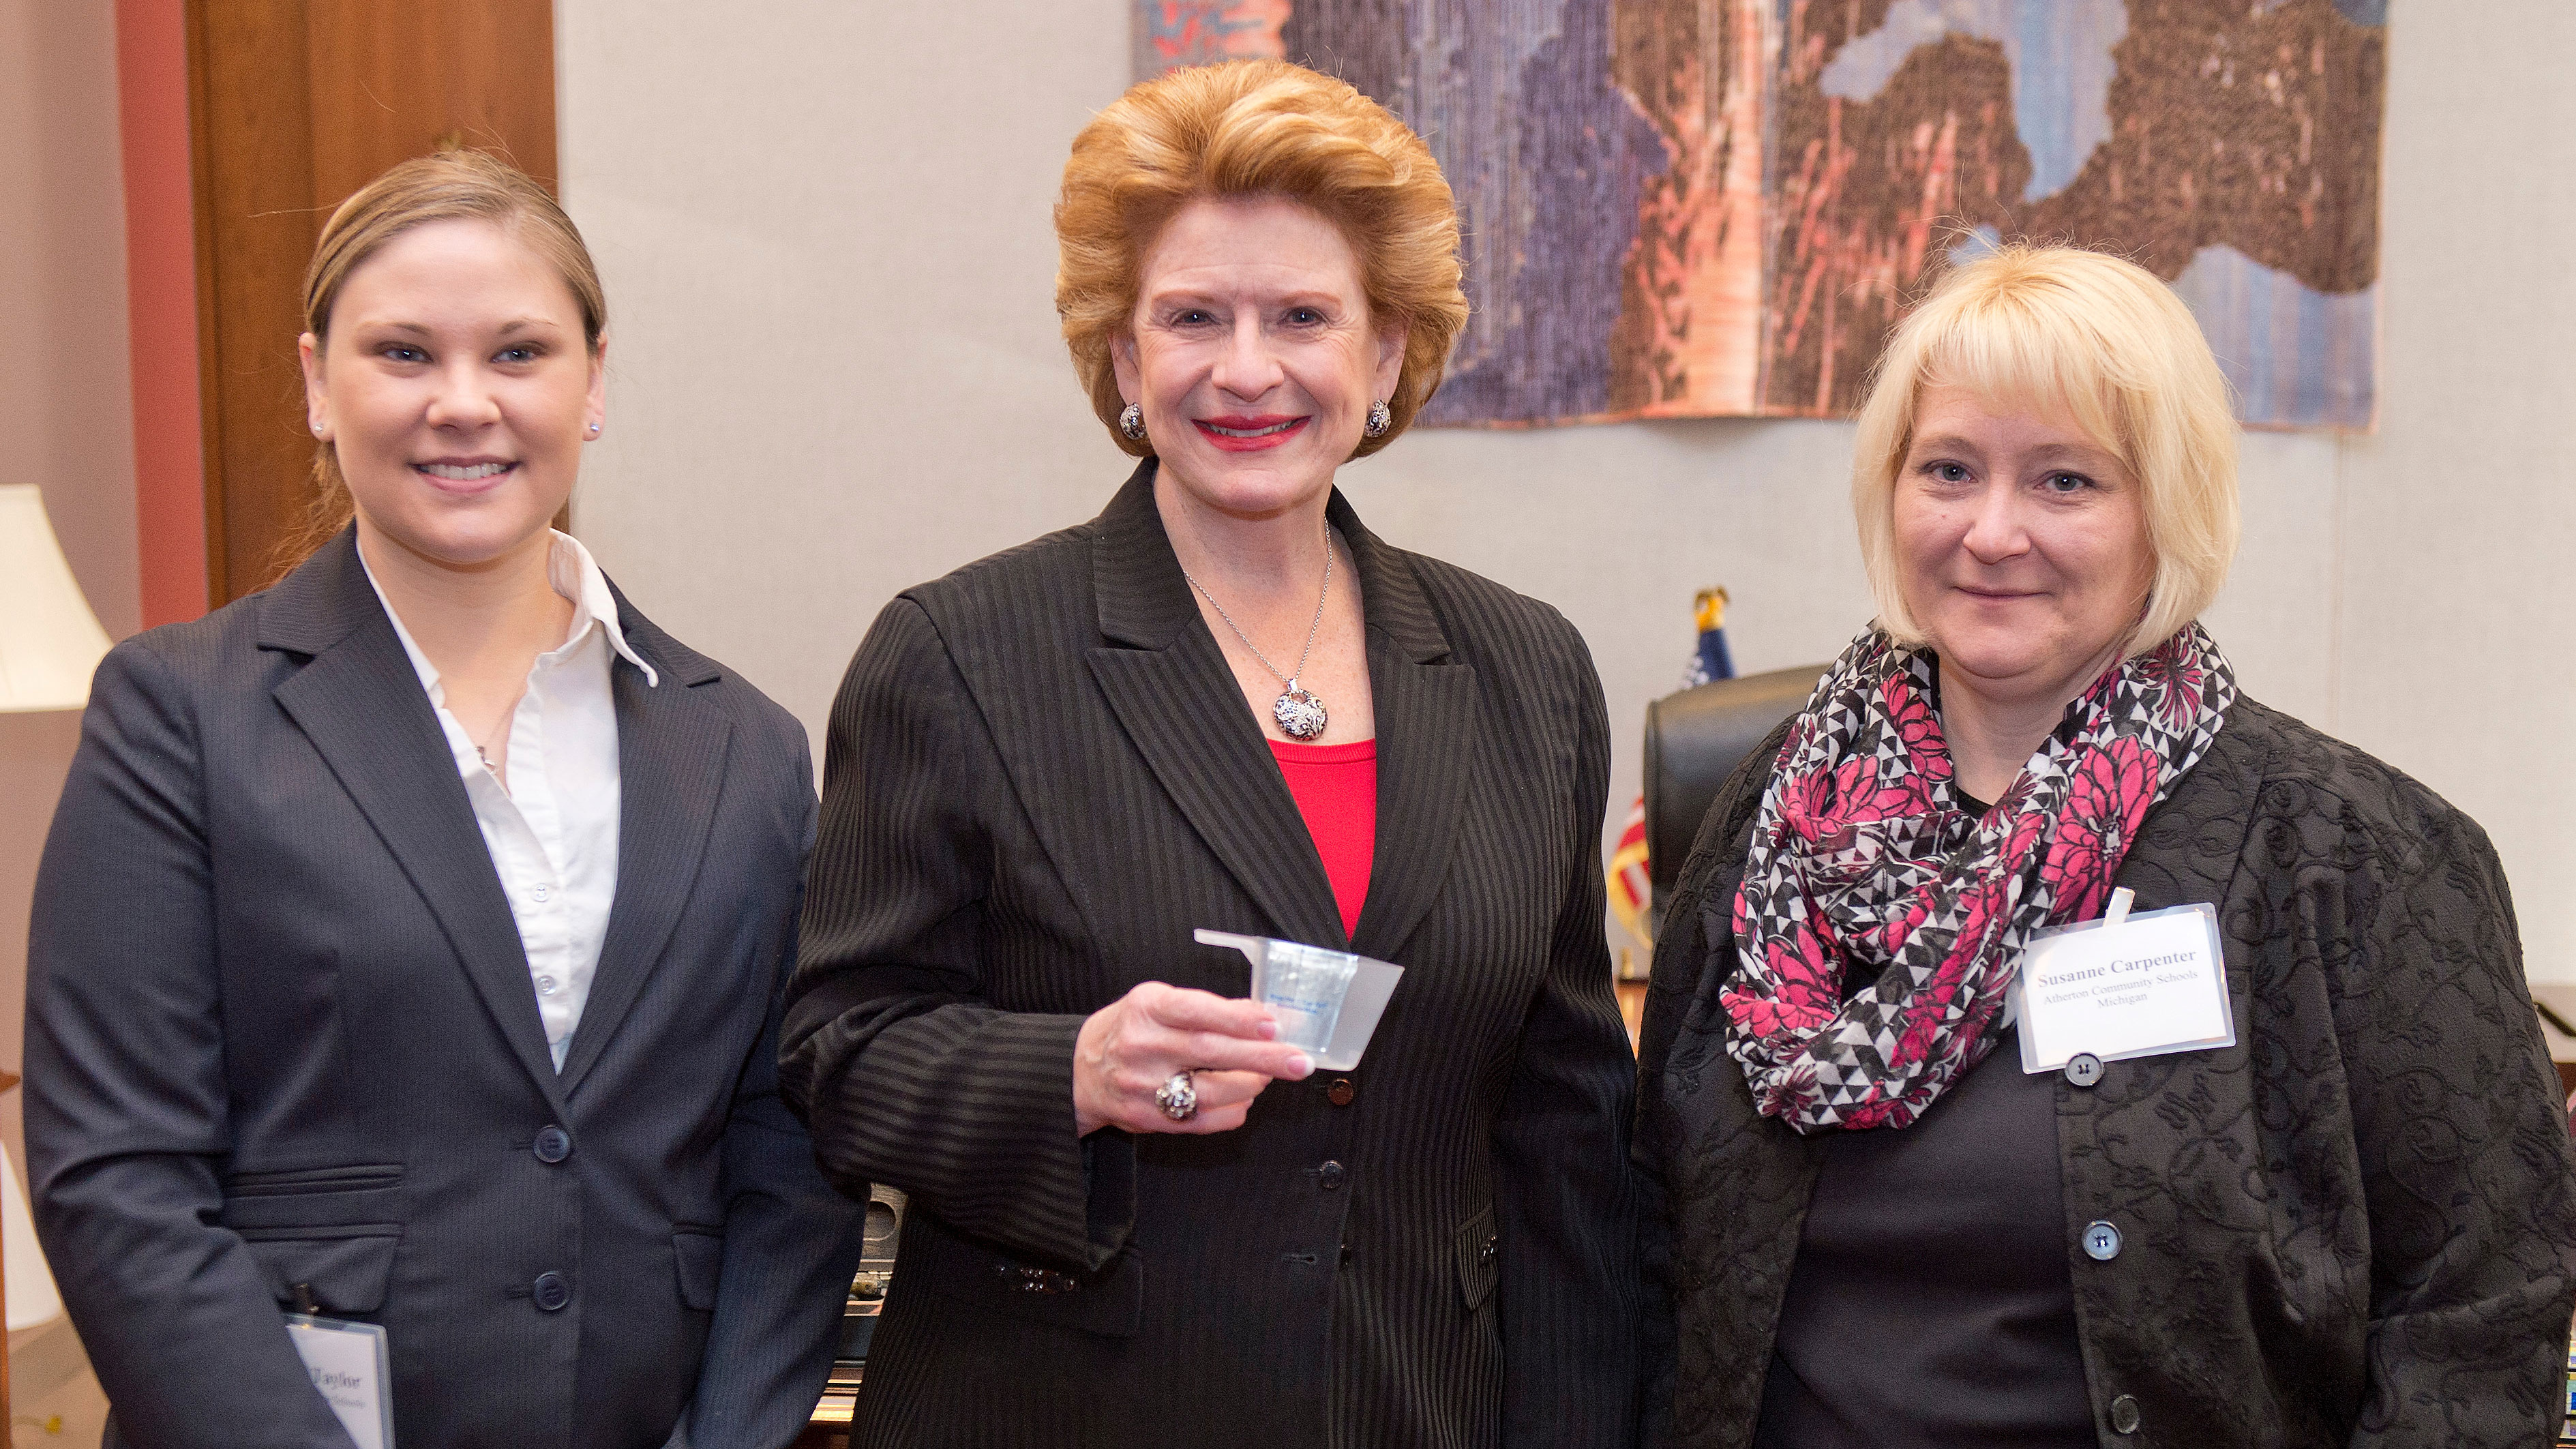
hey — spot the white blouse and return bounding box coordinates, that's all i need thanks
[363,532,658,1070]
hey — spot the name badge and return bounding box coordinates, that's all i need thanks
[2008,888,2234,1074]
[286,1313,395,1449]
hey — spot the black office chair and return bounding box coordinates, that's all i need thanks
[1639,664,1825,936]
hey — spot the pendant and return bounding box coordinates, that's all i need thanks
[1274,685,1328,741]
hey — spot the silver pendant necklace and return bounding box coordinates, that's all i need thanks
[1181,524,1336,741]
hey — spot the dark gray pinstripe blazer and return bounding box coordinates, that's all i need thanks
[781,463,1644,1448]
[26,530,867,1449]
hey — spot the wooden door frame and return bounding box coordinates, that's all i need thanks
[177,0,559,608]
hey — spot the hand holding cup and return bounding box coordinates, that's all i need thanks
[1073,981,1314,1136]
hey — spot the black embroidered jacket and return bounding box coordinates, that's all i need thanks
[1638,695,2576,1448]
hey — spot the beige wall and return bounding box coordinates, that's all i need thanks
[556,0,2576,979]
[1,0,140,1164]
[3,0,138,1433]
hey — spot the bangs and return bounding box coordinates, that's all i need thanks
[1911,288,2135,470]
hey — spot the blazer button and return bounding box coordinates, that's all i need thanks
[533,1125,573,1163]
[2082,1220,2123,1261]
[1477,1235,1498,1264]
[2063,1052,2104,1088]
[532,1270,571,1312]
[2109,1393,2142,1434]
[1326,1078,1356,1107]
[1317,1161,1346,1191]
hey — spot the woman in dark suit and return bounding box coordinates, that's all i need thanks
[26,151,863,1449]
[1636,243,2576,1447]
[782,60,1641,1448]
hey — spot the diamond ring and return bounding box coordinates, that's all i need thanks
[1154,1071,1199,1122]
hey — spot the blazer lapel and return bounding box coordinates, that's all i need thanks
[1331,495,1474,963]
[1085,463,1348,949]
[558,593,734,1096]
[260,532,567,1109]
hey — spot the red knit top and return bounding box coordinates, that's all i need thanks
[1267,737,1377,940]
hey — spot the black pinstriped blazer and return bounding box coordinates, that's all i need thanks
[781,462,1644,1448]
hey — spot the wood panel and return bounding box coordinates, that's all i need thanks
[186,0,557,605]
[120,0,213,628]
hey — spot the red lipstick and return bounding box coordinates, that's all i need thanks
[1194,415,1308,452]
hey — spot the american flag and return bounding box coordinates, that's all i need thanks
[1609,589,1735,957]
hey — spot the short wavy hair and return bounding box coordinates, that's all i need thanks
[1851,243,2241,659]
[1055,59,1467,459]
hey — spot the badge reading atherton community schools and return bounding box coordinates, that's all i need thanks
[2009,889,2235,1075]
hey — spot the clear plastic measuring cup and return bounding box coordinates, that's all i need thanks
[1193,929,1404,1071]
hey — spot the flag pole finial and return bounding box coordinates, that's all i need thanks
[1694,586,1728,632]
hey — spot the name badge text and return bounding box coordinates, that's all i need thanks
[2009,895,2234,1073]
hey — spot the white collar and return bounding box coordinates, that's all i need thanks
[360,530,661,692]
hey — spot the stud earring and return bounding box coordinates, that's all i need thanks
[1364,399,1392,438]
[587,423,600,435]
[1119,404,1147,440]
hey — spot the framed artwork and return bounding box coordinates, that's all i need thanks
[1135,0,2386,430]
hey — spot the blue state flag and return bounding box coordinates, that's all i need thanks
[1680,586,1735,689]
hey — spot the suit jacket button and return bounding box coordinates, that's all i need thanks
[532,1270,571,1312]
[2082,1220,2123,1261]
[2109,1394,2142,1434]
[2063,1053,2104,1088]
[1326,1078,1356,1107]
[533,1125,573,1163]
[1317,1161,1345,1191]
[1478,1235,1498,1263]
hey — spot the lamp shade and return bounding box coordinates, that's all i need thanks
[0,1139,61,1331]
[0,484,115,713]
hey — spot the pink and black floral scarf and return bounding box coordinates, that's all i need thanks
[1721,623,2235,1133]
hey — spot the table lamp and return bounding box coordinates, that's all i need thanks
[0,481,99,1423]
[0,483,115,713]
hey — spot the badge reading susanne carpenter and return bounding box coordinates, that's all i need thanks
[284,1313,394,1449]
[2009,890,2235,1074]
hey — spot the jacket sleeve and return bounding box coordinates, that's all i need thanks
[25,641,359,1449]
[1493,629,1645,1449]
[680,726,870,1449]
[1632,723,1790,1449]
[2333,800,2576,1447]
[779,597,1129,1274]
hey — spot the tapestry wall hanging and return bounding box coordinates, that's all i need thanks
[1133,0,2386,430]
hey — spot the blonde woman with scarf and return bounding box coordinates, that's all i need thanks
[1636,244,2576,1449]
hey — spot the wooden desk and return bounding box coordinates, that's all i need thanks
[795,1344,865,1447]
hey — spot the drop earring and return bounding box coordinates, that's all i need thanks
[1119,404,1147,440]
